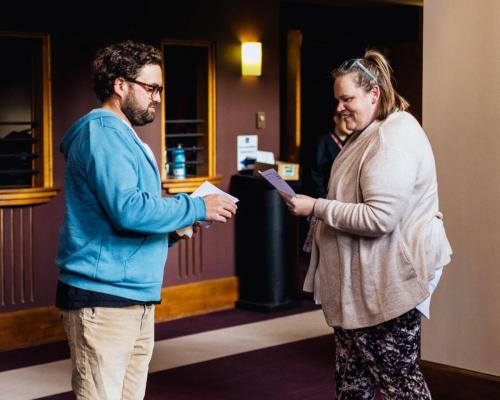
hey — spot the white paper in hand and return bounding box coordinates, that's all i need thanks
[176,181,239,237]
[258,169,296,196]
[191,181,239,203]
[176,225,195,238]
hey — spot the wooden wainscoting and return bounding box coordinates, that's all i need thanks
[0,207,36,306]
[0,276,238,351]
[154,276,238,322]
[421,360,500,399]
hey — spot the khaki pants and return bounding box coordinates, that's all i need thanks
[61,305,155,400]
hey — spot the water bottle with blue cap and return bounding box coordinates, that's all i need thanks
[172,143,186,178]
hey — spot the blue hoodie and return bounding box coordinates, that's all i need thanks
[56,109,206,301]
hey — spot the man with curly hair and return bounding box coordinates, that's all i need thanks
[55,40,236,399]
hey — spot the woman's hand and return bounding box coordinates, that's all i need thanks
[279,192,317,217]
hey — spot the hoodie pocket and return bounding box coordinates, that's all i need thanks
[93,234,147,283]
[124,234,167,284]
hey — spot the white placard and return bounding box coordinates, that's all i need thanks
[237,135,258,171]
[256,150,275,164]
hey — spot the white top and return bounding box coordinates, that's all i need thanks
[415,265,445,318]
[117,117,158,169]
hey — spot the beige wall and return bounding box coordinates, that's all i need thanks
[422,0,500,376]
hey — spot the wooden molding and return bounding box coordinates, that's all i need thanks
[0,306,66,352]
[284,30,302,162]
[0,187,60,207]
[160,39,218,189]
[0,276,238,351]
[162,175,223,194]
[0,32,56,203]
[155,276,238,322]
[421,360,500,399]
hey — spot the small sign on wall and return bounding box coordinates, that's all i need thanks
[237,135,258,171]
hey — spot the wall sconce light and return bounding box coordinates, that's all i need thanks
[241,42,262,76]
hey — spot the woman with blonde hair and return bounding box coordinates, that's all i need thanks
[281,50,452,399]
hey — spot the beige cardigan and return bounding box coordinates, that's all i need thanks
[304,111,452,329]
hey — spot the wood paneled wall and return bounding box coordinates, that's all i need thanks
[0,276,238,351]
[0,207,35,307]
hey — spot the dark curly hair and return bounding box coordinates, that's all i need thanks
[92,40,162,102]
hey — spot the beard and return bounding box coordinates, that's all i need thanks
[122,91,157,126]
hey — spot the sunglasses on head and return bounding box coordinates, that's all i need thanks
[338,58,378,84]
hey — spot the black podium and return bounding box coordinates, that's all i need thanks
[230,174,299,312]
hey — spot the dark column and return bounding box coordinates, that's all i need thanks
[231,174,299,312]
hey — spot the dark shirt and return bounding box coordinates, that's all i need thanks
[307,132,348,198]
[56,281,160,310]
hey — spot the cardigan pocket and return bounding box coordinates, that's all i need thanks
[398,238,417,281]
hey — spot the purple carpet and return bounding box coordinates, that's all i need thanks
[34,334,386,400]
[0,300,319,372]
[6,300,387,400]
[35,335,337,400]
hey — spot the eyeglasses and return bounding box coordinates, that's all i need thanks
[338,58,378,84]
[126,78,163,98]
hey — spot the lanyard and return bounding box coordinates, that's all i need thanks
[330,132,345,149]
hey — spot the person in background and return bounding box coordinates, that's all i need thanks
[55,40,237,400]
[308,111,354,199]
[303,112,353,254]
[281,49,452,399]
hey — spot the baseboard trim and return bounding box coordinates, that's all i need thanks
[155,276,238,322]
[421,360,500,400]
[0,276,238,352]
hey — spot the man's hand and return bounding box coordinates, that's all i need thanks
[279,192,316,217]
[171,222,202,241]
[203,194,237,222]
[170,231,187,241]
[192,221,202,234]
